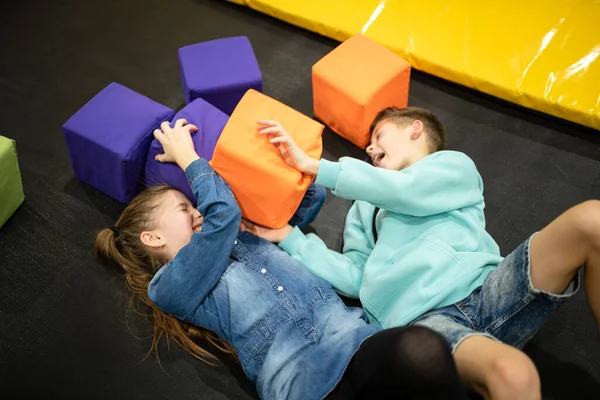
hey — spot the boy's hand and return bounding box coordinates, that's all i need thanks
[154,119,199,170]
[241,218,293,243]
[257,120,319,176]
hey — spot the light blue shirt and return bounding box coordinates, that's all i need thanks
[280,151,504,328]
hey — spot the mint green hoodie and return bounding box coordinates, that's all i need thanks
[279,150,504,328]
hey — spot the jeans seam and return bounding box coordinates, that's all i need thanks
[454,303,477,330]
[487,293,536,334]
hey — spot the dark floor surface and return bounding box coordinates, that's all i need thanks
[1,0,599,399]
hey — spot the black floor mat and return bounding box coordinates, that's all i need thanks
[1,0,599,398]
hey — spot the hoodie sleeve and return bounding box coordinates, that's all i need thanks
[279,201,372,298]
[315,151,484,217]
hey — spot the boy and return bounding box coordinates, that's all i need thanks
[253,109,600,400]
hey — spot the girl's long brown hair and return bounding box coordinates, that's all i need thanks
[94,185,236,365]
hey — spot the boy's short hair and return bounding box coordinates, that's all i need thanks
[369,107,447,152]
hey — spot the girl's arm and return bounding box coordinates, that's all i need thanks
[148,158,241,320]
[147,119,241,320]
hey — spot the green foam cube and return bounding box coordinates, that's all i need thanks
[0,135,24,228]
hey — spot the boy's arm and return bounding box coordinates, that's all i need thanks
[279,202,371,298]
[148,159,241,319]
[315,151,484,216]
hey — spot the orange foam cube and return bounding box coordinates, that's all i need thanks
[209,89,323,229]
[313,34,411,149]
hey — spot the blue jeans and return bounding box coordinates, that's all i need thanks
[410,234,580,352]
[288,182,327,229]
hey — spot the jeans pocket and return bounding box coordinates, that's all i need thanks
[455,287,482,329]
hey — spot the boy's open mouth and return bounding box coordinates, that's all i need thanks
[372,152,385,166]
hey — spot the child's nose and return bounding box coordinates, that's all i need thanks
[366,144,374,154]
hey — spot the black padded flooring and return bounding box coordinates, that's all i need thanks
[1,0,599,398]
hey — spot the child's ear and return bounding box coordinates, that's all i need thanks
[410,120,424,140]
[140,231,165,249]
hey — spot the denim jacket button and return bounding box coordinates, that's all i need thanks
[234,240,238,245]
[277,286,283,292]
[261,268,267,274]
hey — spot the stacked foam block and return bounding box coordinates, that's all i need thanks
[62,34,410,228]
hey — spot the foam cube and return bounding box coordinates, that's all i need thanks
[179,37,262,115]
[210,89,323,229]
[62,82,174,203]
[0,135,25,228]
[313,34,411,149]
[145,98,229,201]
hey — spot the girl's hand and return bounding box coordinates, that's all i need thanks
[153,119,200,170]
[257,120,319,176]
[241,218,294,243]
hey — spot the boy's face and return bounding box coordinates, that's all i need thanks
[366,119,424,171]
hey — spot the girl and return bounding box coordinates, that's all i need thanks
[94,118,468,400]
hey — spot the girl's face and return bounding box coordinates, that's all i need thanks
[140,190,203,260]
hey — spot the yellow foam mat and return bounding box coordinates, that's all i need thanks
[228,0,600,131]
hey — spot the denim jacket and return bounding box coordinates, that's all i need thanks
[148,159,379,400]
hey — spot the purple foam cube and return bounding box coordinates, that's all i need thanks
[62,82,174,203]
[144,98,229,203]
[179,36,262,115]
